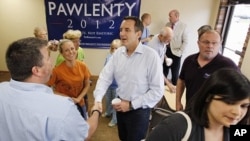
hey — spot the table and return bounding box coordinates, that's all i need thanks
[163,86,186,110]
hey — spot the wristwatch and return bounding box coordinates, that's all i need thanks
[129,101,134,111]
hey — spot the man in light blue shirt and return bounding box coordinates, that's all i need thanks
[0,37,101,141]
[148,27,173,62]
[94,16,164,141]
[148,27,176,93]
[140,13,151,45]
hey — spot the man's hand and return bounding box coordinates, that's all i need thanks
[113,99,130,112]
[71,97,81,104]
[165,78,176,93]
[176,102,183,111]
[90,103,102,117]
[167,83,176,93]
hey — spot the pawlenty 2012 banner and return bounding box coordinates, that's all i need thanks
[44,0,141,48]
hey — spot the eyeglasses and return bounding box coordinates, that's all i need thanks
[199,40,220,46]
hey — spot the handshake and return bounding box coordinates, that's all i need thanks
[90,103,103,117]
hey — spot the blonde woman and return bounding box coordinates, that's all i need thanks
[55,29,85,66]
[48,39,90,119]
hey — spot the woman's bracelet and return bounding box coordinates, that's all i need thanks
[91,109,102,117]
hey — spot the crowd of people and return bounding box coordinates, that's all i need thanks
[0,8,250,141]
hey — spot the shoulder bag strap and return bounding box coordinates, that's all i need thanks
[176,111,192,141]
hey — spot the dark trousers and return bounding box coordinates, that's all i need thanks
[76,95,89,120]
[163,47,181,85]
[117,108,150,141]
[76,104,86,119]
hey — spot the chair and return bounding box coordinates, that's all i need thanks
[155,96,176,112]
[146,97,176,137]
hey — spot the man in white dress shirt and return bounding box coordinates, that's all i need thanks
[93,16,164,141]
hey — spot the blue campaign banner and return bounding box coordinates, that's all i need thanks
[44,0,141,48]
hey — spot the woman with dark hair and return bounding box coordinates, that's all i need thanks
[146,68,250,141]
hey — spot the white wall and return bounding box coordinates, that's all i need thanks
[2,0,249,77]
